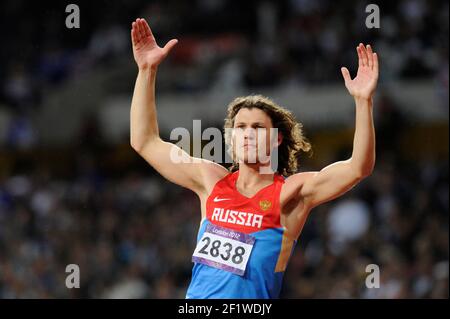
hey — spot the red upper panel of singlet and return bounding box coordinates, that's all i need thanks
[206,170,285,234]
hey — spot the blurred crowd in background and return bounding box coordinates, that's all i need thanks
[0,0,448,120]
[0,0,448,298]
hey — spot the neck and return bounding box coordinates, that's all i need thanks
[236,163,274,188]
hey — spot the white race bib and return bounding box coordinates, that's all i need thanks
[192,223,256,276]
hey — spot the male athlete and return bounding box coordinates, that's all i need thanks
[130,18,378,298]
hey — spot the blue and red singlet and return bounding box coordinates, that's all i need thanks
[186,170,297,299]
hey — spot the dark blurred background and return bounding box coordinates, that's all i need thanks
[0,0,448,298]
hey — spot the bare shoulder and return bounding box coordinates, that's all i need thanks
[281,171,318,203]
[198,160,230,196]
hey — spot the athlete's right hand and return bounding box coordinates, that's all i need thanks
[131,18,178,70]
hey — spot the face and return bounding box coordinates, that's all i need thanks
[231,108,281,166]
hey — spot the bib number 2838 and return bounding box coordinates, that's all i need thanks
[192,223,255,276]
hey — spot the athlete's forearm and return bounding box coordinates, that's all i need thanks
[350,97,376,177]
[130,67,160,151]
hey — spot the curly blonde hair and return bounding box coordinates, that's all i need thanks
[223,95,312,176]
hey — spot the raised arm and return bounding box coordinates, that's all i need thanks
[290,43,378,209]
[130,18,226,194]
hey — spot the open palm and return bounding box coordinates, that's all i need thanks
[341,43,379,99]
[131,18,178,70]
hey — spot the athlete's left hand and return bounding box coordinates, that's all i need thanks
[341,43,379,100]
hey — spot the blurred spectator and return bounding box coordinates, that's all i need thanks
[5,111,37,150]
[327,197,371,255]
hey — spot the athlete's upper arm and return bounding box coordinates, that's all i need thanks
[289,159,367,209]
[133,137,228,194]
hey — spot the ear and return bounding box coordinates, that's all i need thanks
[277,132,283,147]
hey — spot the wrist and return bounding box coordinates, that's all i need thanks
[138,65,158,73]
[138,66,158,79]
[353,95,372,104]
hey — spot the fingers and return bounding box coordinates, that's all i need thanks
[131,22,139,45]
[131,24,135,45]
[131,18,157,46]
[131,18,150,46]
[366,45,374,69]
[137,18,146,40]
[357,45,363,68]
[357,43,378,71]
[359,43,369,67]
[132,20,142,45]
[373,52,379,75]
[363,43,379,73]
[141,18,154,39]
[341,67,351,83]
[163,39,179,55]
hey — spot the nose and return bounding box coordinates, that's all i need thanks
[244,128,256,140]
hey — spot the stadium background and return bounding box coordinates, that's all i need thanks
[0,0,448,298]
